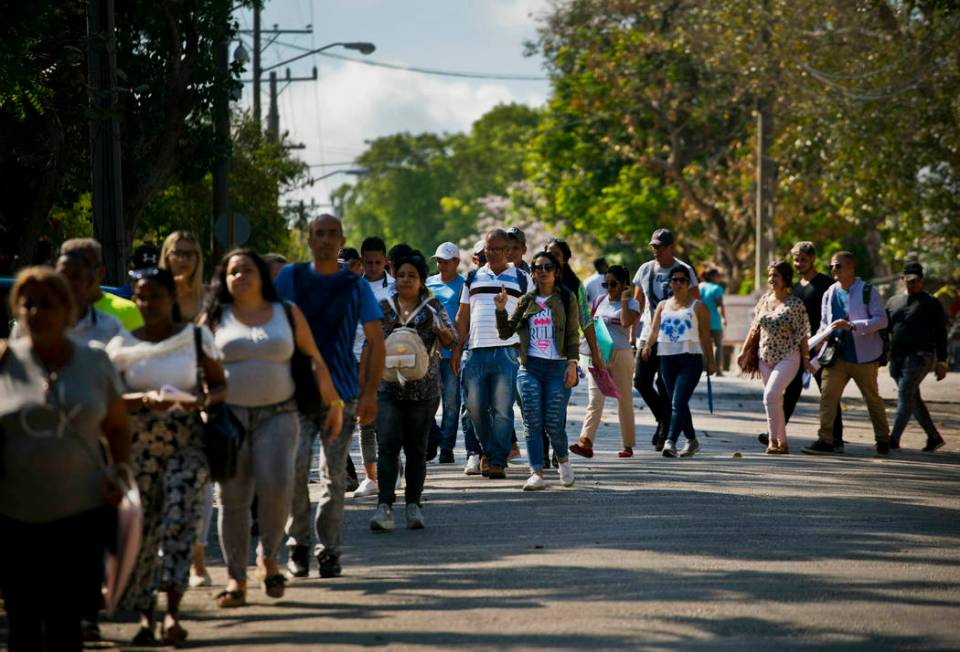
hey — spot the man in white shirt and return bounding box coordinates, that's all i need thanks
[352,236,396,498]
[584,257,608,306]
[452,228,533,479]
[632,228,699,450]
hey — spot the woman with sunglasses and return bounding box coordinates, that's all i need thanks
[200,248,343,605]
[1,267,130,651]
[573,265,641,458]
[106,267,226,646]
[744,261,814,454]
[641,270,716,457]
[495,251,580,490]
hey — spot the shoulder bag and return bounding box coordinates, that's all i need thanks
[194,326,243,482]
[281,302,325,417]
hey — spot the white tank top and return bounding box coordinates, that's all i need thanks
[657,300,702,356]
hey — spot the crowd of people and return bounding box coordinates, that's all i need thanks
[0,220,951,650]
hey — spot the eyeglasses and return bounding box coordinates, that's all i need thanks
[601,281,620,288]
[486,246,505,254]
[170,249,198,258]
[669,277,690,284]
[532,263,556,272]
[129,267,161,280]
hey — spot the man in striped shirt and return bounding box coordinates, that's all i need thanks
[452,229,533,479]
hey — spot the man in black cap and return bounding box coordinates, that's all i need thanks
[631,227,699,450]
[885,261,949,451]
[114,243,161,299]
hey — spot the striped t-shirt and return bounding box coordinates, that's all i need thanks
[460,263,533,349]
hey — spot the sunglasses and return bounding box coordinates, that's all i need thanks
[829,263,844,270]
[532,263,557,272]
[601,281,620,289]
[129,267,162,280]
[669,277,690,284]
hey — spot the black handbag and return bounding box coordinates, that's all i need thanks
[281,301,325,417]
[819,331,845,368]
[194,327,243,482]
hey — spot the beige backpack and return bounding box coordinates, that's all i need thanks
[382,298,436,384]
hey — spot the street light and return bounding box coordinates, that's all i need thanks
[262,41,376,72]
[291,168,366,190]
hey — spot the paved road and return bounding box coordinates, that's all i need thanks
[52,373,960,649]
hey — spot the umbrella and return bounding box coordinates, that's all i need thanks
[104,464,142,615]
[707,374,714,414]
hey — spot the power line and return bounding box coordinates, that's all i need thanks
[272,39,548,81]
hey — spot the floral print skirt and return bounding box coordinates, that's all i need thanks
[121,408,209,612]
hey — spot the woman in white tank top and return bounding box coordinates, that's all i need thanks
[200,249,343,609]
[641,269,716,458]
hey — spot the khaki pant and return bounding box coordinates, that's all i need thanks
[580,348,636,448]
[818,359,890,443]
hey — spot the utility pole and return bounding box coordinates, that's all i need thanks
[265,67,318,144]
[754,1,776,294]
[252,6,261,127]
[87,0,125,284]
[212,15,231,252]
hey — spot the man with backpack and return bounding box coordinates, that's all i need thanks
[275,215,385,578]
[452,228,533,479]
[802,251,891,455]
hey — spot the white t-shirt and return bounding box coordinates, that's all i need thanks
[460,263,533,349]
[592,294,641,351]
[633,258,698,342]
[107,325,222,392]
[527,295,562,360]
[584,273,605,306]
[353,272,395,361]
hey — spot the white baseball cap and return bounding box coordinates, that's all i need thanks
[432,242,460,260]
[473,240,485,255]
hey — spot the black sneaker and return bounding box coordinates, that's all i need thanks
[650,422,662,448]
[438,450,455,464]
[317,551,341,578]
[801,440,835,455]
[833,441,845,454]
[287,545,310,578]
[890,439,901,450]
[425,440,439,462]
[922,437,945,453]
[876,441,890,455]
[543,455,552,469]
[758,433,770,447]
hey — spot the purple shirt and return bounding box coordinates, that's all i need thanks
[817,278,888,364]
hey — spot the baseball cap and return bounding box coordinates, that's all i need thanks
[132,244,160,269]
[432,242,460,260]
[338,247,360,262]
[473,240,486,255]
[505,226,526,244]
[901,261,923,280]
[649,228,674,247]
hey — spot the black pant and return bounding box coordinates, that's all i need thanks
[783,365,844,443]
[633,341,670,426]
[376,394,436,506]
[0,506,113,651]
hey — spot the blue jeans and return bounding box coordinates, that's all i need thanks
[659,353,703,443]
[462,346,520,467]
[517,357,571,472]
[889,352,940,444]
[429,361,462,453]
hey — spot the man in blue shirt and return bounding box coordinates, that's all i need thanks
[425,242,466,464]
[275,214,384,578]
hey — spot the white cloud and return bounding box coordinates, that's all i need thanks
[257,60,548,208]
[488,0,552,30]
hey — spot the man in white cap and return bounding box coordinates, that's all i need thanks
[425,243,467,464]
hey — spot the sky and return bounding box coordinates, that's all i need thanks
[233,0,553,211]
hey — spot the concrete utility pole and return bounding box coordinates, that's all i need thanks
[755,98,775,293]
[252,6,261,127]
[266,71,279,143]
[87,0,125,284]
[213,20,231,250]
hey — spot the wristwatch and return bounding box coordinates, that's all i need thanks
[328,399,345,409]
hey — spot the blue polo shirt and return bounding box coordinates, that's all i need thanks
[426,273,465,359]
[275,263,382,401]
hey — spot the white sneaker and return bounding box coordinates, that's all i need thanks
[464,454,481,476]
[522,473,546,491]
[557,461,575,487]
[370,503,394,531]
[406,504,425,529]
[188,570,211,588]
[680,438,701,457]
[353,477,379,498]
[396,460,404,490]
[662,440,678,457]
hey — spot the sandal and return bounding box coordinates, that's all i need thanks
[262,573,286,599]
[161,621,189,646]
[618,447,634,458]
[215,589,247,608]
[569,441,594,458]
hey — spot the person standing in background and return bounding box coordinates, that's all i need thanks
[426,242,466,464]
[698,268,727,376]
[584,257,609,306]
